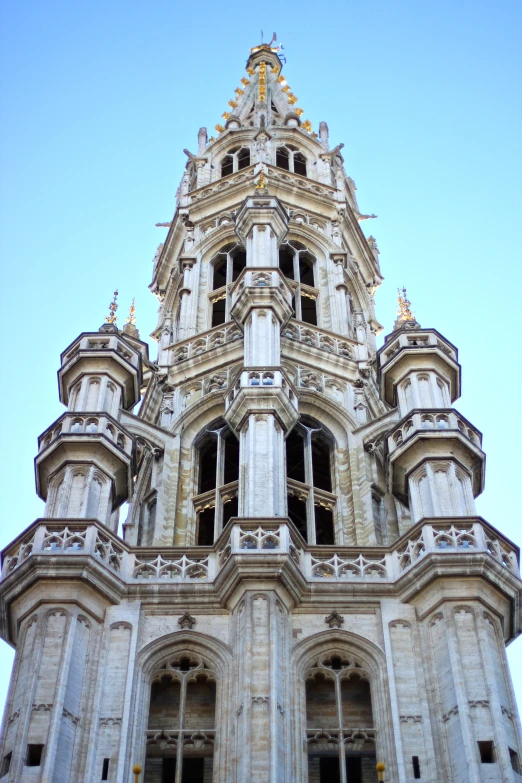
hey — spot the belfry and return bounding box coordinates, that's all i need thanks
[0,42,521,783]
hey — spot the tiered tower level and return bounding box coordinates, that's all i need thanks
[0,44,521,783]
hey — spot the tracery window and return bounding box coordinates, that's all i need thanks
[279,242,318,325]
[305,653,376,783]
[194,419,239,545]
[209,244,246,327]
[275,144,307,176]
[220,146,251,177]
[144,654,216,783]
[285,416,336,544]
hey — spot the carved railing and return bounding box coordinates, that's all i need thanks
[306,728,376,752]
[387,409,482,455]
[167,323,243,365]
[282,320,359,361]
[1,517,519,583]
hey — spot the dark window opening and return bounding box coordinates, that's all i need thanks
[221,155,234,177]
[179,657,192,672]
[279,246,295,279]
[102,758,110,780]
[294,152,307,177]
[346,756,362,783]
[412,755,421,779]
[287,495,308,541]
[212,259,227,289]
[181,758,204,782]
[314,505,335,545]
[301,295,317,325]
[311,436,332,491]
[1,753,12,777]
[26,745,44,767]
[211,297,226,327]
[237,148,251,170]
[330,656,342,670]
[162,757,176,783]
[222,496,238,528]
[319,756,340,783]
[197,508,215,546]
[224,432,240,484]
[286,430,305,483]
[276,147,290,170]
[231,249,246,281]
[299,256,315,286]
[478,741,495,763]
[510,748,521,774]
[199,438,218,493]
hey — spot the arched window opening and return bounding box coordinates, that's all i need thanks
[286,417,336,544]
[279,242,319,326]
[305,655,375,783]
[195,420,239,545]
[144,657,216,783]
[220,146,250,177]
[276,145,307,177]
[209,244,246,328]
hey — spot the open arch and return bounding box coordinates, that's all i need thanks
[292,631,394,783]
[131,633,233,783]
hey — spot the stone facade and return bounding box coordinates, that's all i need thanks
[0,43,521,783]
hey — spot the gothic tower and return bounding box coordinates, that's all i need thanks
[0,43,520,783]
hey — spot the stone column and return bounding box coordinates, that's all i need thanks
[233,592,291,783]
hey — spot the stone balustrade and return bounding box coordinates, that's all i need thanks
[282,319,359,360]
[2,517,519,584]
[37,412,133,457]
[387,409,482,455]
[168,323,243,365]
[379,328,457,369]
[61,333,141,371]
[225,368,299,411]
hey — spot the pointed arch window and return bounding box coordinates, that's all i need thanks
[279,242,318,326]
[275,144,307,176]
[145,654,216,782]
[305,653,376,782]
[209,244,246,327]
[220,146,251,177]
[194,419,239,545]
[285,416,336,544]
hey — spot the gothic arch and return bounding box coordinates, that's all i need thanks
[129,632,234,783]
[290,630,396,783]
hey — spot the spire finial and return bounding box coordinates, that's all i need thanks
[394,286,419,330]
[105,290,119,324]
[126,298,136,326]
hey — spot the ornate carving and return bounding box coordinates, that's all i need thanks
[251,696,270,707]
[99,716,122,726]
[324,610,344,629]
[442,705,459,722]
[178,612,197,630]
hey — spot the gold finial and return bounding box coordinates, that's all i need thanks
[302,119,313,133]
[215,123,225,133]
[246,66,255,75]
[133,765,142,783]
[234,87,244,97]
[222,111,231,120]
[126,298,136,326]
[295,108,304,116]
[376,761,386,782]
[288,94,298,105]
[282,85,290,93]
[241,77,251,86]
[208,136,216,143]
[105,290,119,324]
[397,286,415,322]
[228,99,238,109]
[255,171,267,190]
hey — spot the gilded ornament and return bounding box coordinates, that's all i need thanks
[295,108,304,116]
[396,287,415,322]
[247,67,255,75]
[126,298,136,326]
[214,124,225,133]
[228,99,238,109]
[288,95,298,105]
[105,290,119,324]
[302,120,313,132]
[282,85,290,93]
[222,112,231,120]
[234,88,244,96]
[240,77,251,86]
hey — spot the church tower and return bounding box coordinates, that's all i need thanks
[0,43,521,783]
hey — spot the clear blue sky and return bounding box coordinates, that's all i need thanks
[1,0,521,716]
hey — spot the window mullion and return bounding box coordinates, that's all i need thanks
[214,434,225,539]
[175,675,187,783]
[335,675,348,783]
[304,432,316,544]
